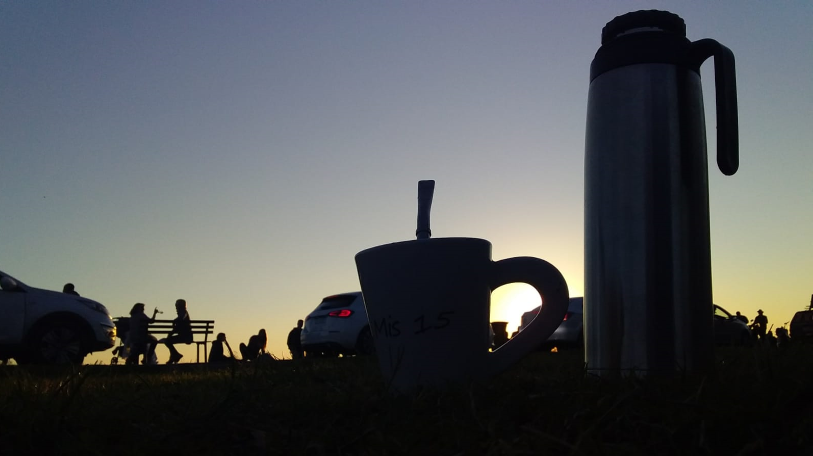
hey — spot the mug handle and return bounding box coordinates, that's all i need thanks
[485,256,569,378]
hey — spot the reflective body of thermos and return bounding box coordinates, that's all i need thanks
[584,10,739,376]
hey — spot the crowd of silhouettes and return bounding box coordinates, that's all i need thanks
[64,283,304,365]
[57,283,813,364]
[73,272,805,366]
[60,283,310,365]
[62,284,307,365]
[743,309,794,349]
[112,314,306,365]
[63,279,810,366]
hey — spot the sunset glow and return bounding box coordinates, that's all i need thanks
[1,2,810,364]
[491,283,542,336]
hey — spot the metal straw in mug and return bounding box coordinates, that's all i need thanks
[416,180,435,240]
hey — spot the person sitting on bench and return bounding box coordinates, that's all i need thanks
[127,303,159,365]
[161,299,193,364]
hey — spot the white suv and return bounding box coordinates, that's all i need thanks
[0,270,116,365]
[300,292,375,357]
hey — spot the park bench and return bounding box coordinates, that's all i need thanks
[147,319,215,363]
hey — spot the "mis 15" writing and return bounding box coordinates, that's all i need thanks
[372,311,455,338]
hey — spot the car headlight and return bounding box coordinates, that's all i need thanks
[80,299,110,316]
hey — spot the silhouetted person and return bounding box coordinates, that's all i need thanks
[752,309,768,340]
[735,311,748,324]
[287,320,304,360]
[209,333,235,364]
[110,317,131,364]
[240,328,267,361]
[126,303,159,365]
[63,283,79,296]
[161,299,192,364]
[776,326,790,348]
[765,329,776,347]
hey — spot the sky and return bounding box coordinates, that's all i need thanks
[1,1,811,364]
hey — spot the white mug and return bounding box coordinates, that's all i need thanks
[355,237,569,393]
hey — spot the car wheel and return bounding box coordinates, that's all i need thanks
[26,320,88,365]
[355,326,375,356]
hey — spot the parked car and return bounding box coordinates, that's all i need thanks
[518,297,584,349]
[518,299,752,349]
[713,304,752,346]
[0,270,117,365]
[300,292,375,357]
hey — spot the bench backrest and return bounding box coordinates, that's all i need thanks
[147,320,215,336]
[149,320,215,363]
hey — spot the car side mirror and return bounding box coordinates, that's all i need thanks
[1,276,19,291]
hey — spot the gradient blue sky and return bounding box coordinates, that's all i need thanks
[2,1,811,363]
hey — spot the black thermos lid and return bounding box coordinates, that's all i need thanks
[601,10,686,45]
[591,10,692,81]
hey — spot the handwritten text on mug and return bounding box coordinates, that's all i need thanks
[373,311,456,338]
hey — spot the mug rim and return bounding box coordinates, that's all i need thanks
[355,237,491,257]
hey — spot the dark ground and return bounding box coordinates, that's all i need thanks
[1,345,812,455]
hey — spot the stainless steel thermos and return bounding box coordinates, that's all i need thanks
[584,10,739,375]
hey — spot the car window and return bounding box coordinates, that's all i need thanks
[317,295,358,310]
[714,306,730,319]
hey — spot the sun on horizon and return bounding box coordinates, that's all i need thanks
[491,283,543,336]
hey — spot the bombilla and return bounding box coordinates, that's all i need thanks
[416,180,435,240]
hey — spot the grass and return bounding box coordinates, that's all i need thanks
[1,345,812,456]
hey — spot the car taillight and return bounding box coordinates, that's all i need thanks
[328,309,353,318]
[563,312,573,321]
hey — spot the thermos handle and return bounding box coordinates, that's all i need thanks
[689,39,739,176]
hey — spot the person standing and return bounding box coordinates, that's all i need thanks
[162,299,192,364]
[752,309,768,340]
[287,320,304,360]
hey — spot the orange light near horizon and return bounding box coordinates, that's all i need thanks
[491,283,542,335]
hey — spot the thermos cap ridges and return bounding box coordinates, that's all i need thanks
[602,10,686,45]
